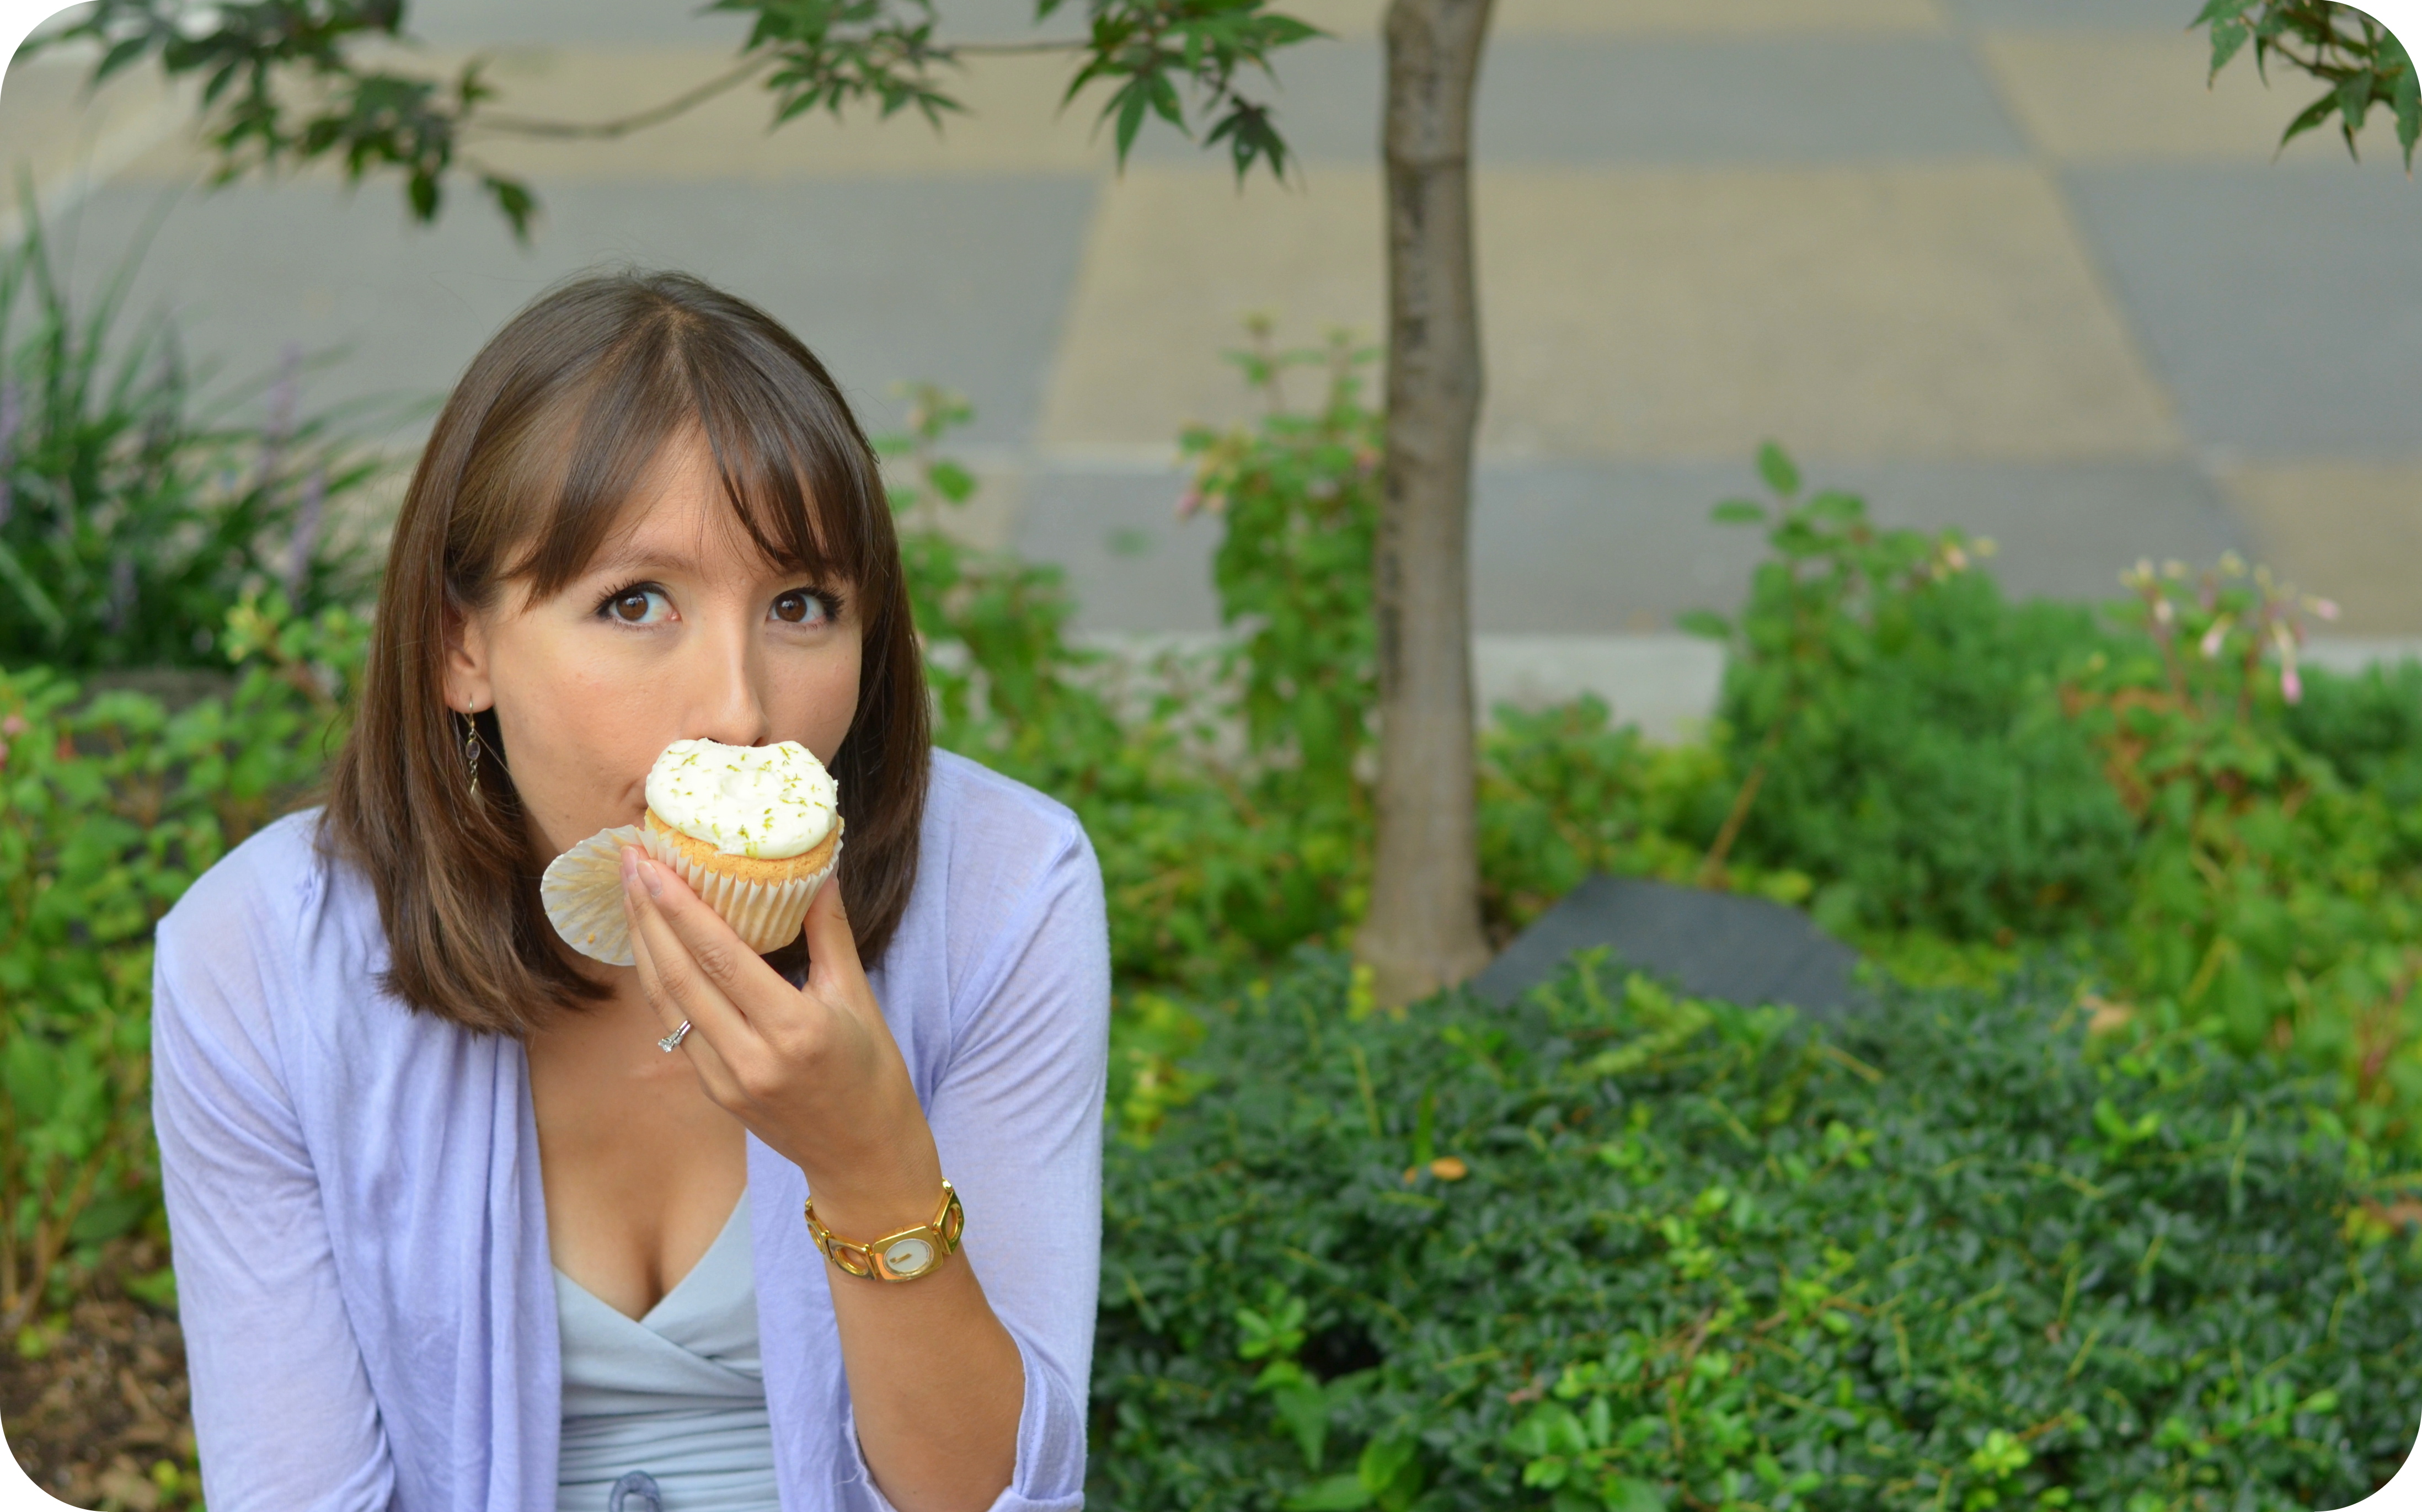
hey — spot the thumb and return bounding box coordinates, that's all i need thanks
[801,873,863,992]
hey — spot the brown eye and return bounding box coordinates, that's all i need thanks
[773,590,820,625]
[612,592,651,623]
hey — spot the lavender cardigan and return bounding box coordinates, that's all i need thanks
[152,750,1109,1512]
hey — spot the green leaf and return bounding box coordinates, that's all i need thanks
[4,1033,61,1126]
[1605,1477,1669,1512]
[1273,1379,1330,1471]
[69,1192,148,1244]
[1677,610,1733,641]
[1357,1434,1417,1494]
[1283,1473,1373,1511]
[1757,441,1801,499]
[1710,499,1767,526]
[928,460,977,504]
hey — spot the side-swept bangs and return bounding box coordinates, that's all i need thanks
[324,270,929,1037]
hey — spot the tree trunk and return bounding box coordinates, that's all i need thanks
[1357,0,1496,1009]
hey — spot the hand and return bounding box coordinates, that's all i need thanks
[619,846,941,1233]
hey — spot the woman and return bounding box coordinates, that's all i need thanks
[150,271,1109,1512]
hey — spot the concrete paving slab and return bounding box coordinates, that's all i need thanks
[1008,455,2244,642]
[1468,458,2244,633]
[2222,463,2422,634]
[1136,36,2023,168]
[39,174,1097,446]
[1944,0,2203,28]
[1982,29,2411,164]
[87,48,1111,183]
[1476,165,2180,461]
[1288,0,1948,37]
[1042,164,2184,461]
[1011,463,1223,631]
[2061,164,2422,457]
[1036,166,1384,448]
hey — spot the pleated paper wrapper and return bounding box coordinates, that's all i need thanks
[541,818,842,967]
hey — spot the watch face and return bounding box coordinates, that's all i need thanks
[884,1235,937,1277]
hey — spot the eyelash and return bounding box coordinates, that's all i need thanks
[591,581,843,628]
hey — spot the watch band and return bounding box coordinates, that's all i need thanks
[804,1179,965,1282]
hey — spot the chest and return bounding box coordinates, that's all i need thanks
[524,1009,751,1323]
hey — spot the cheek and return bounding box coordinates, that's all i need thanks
[784,635,863,762]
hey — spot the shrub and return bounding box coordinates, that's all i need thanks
[1092,953,2422,1511]
[0,201,384,670]
[0,591,359,1339]
[1686,451,2133,941]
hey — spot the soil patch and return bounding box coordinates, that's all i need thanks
[0,1238,197,1511]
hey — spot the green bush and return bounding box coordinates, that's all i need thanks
[1092,953,2422,1511]
[0,591,359,1340]
[1687,451,2133,942]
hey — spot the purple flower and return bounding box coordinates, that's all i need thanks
[256,343,302,489]
[285,468,326,602]
[0,380,19,531]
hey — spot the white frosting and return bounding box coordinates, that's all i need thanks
[643,738,838,859]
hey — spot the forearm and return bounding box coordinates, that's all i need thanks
[814,1174,1024,1512]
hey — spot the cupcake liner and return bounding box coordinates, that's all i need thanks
[539,819,842,965]
[540,825,646,966]
[639,815,843,956]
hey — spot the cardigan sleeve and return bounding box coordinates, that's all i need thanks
[152,873,397,1512]
[840,813,1109,1512]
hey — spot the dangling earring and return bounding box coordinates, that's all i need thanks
[462,710,482,802]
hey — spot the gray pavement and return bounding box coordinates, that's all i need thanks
[5,0,2420,730]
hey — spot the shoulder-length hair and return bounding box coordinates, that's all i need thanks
[323,270,929,1038]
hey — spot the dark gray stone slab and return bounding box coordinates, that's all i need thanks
[46,174,1099,448]
[2062,164,2422,458]
[1472,873,1863,1020]
[1147,36,2026,167]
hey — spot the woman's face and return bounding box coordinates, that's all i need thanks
[442,432,863,861]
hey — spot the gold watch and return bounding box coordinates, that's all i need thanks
[805,1180,965,1282]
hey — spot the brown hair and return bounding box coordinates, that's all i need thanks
[322,270,929,1038]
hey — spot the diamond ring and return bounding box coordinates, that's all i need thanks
[657,1020,692,1053]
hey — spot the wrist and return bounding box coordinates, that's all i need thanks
[799,1146,945,1241]
[806,1174,964,1283]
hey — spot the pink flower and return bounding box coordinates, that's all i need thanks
[2199,615,2231,659]
[1175,489,1203,520]
[2,713,26,738]
[2153,598,2174,626]
[2282,665,2303,705]
[2311,597,2341,622]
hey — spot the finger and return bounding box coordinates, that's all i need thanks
[801,873,868,1000]
[633,852,790,1024]
[621,849,755,1067]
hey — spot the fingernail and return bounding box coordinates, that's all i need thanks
[640,859,664,898]
[620,847,639,883]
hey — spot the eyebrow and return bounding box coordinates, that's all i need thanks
[583,545,704,581]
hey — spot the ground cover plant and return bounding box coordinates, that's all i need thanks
[1092,950,2422,1512]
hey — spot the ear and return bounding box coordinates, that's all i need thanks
[441,597,496,715]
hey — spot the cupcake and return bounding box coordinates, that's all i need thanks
[541,738,843,966]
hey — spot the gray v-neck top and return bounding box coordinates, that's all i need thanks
[554,1193,781,1512]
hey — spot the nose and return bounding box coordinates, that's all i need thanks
[681,605,773,748]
